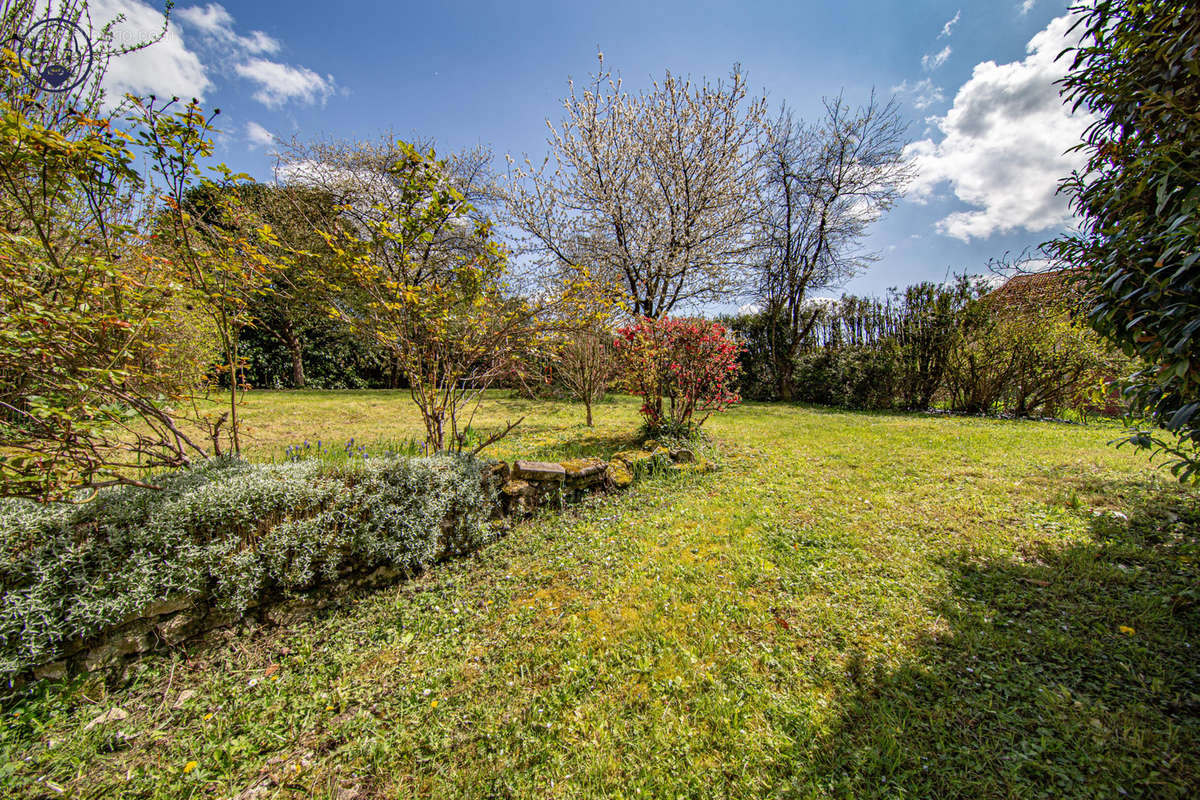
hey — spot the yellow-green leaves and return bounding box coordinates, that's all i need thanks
[313,140,538,453]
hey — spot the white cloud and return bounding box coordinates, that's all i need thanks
[245,120,275,148]
[240,30,280,55]
[84,3,334,111]
[904,14,1092,241]
[87,1,333,112]
[179,4,334,108]
[1020,0,1038,15]
[174,3,232,34]
[277,159,388,195]
[922,45,952,71]
[235,58,335,108]
[939,10,961,39]
[892,78,945,110]
[276,158,354,187]
[175,3,280,54]
[91,0,211,101]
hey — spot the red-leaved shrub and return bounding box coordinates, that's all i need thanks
[613,317,742,435]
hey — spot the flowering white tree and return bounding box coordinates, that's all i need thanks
[505,55,767,318]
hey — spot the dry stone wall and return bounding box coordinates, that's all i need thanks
[23,447,705,685]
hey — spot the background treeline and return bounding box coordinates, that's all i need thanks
[237,310,393,390]
[237,265,1131,422]
[726,272,1131,418]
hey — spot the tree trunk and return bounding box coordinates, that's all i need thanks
[228,325,240,456]
[777,353,796,401]
[585,398,594,427]
[286,333,305,388]
[1015,391,1029,418]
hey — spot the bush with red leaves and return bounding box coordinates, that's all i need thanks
[613,317,742,436]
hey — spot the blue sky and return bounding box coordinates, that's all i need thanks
[85,0,1085,303]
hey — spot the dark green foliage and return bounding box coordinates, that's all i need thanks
[791,345,900,410]
[728,275,1123,418]
[1052,1,1200,480]
[729,274,1125,418]
[730,300,910,410]
[238,314,389,390]
[182,182,399,391]
[0,454,494,675]
[721,311,778,401]
[941,291,1016,415]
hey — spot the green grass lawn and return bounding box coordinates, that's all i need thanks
[224,389,646,463]
[3,393,1198,798]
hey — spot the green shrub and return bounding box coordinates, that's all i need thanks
[721,310,782,402]
[942,295,1017,415]
[0,454,494,676]
[893,279,977,409]
[792,345,901,410]
[728,275,1127,417]
[1051,1,1200,480]
[943,286,1127,417]
[726,282,971,408]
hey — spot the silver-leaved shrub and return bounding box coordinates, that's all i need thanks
[0,454,494,676]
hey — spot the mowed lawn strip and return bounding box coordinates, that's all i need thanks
[227,389,646,463]
[2,396,1197,799]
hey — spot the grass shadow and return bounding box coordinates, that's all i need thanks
[519,429,641,461]
[786,480,1200,798]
